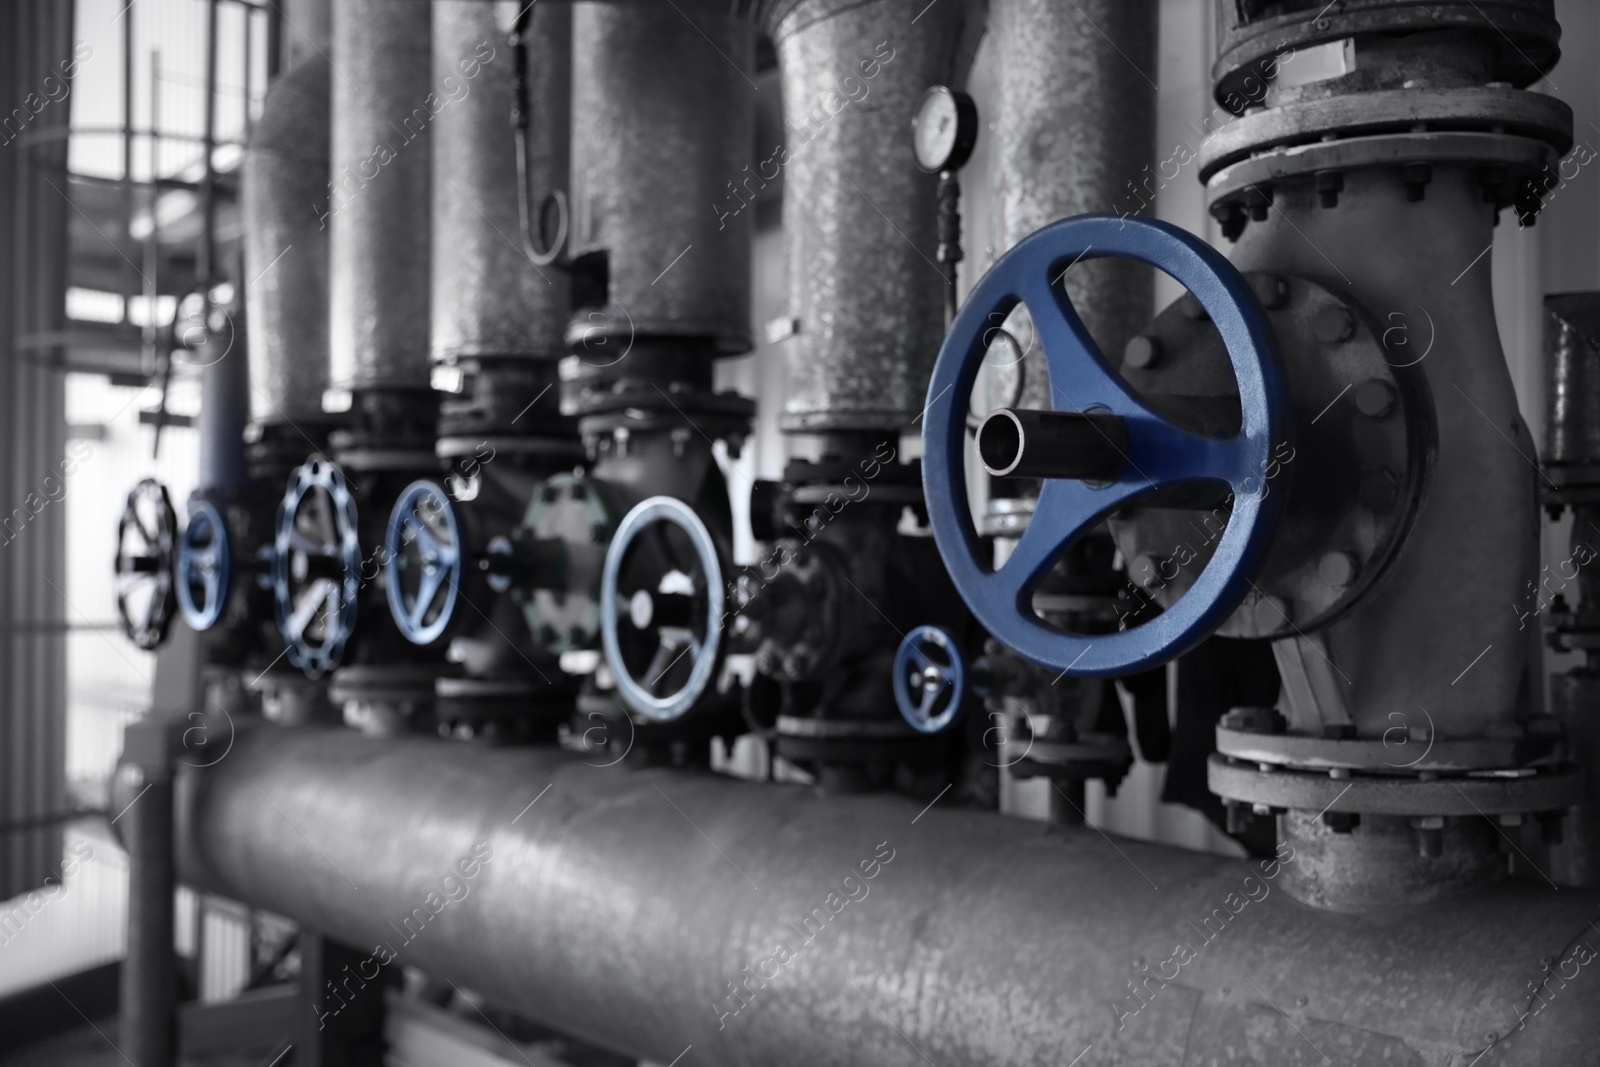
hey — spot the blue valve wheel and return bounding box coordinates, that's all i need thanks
[600,497,725,721]
[923,215,1291,677]
[176,500,232,631]
[272,457,360,674]
[385,481,466,646]
[115,479,178,650]
[894,625,968,734]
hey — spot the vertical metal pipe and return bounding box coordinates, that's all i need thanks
[991,0,1157,404]
[768,0,975,432]
[200,0,218,284]
[243,56,331,427]
[431,0,569,366]
[568,1,753,354]
[121,767,176,1066]
[198,336,250,492]
[328,0,432,395]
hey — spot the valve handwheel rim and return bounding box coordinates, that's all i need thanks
[385,480,465,646]
[271,457,361,673]
[922,214,1291,677]
[600,496,725,721]
[894,625,967,734]
[176,500,232,631]
[115,478,179,650]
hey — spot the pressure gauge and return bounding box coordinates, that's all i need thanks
[911,85,978,174]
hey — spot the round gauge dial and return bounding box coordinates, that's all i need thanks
[912,85,978,174]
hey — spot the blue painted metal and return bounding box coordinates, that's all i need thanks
[271,457,361,674]
[600,497,725,722]
[385,481,466,646]
[921,215,1290,676]
[893,625,968,734]
[176,500,232,631]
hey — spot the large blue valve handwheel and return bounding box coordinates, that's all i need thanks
[176,500,232,631]
[922,214,1291,677]
[385,481,465,646]
[894,626,969,734]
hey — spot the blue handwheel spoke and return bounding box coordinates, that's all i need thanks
[1014,267,1153,422]
[995,476,1151,608]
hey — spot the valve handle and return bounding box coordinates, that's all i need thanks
[271,456,360,674]
[893,625,970,734]
[115,478,179,650]
[922,214,1290,677]
[176,500,233,631]
[385,481,466,646]
[600,497,726,721]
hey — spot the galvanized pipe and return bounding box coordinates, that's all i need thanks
[328,0,433,395]
[242,55,331,427]
[567,2,753,354]
[991,0,1157,408]
[177,724,1600,1066]
[768,0,974,432]
[431,0,569,366]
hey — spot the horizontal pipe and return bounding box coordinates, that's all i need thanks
[174,723,1600,1066]
[977,408,1126,480]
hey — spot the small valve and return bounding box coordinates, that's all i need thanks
[599,497,727,721]
[271,456,360,673]
[893,625,981,734]
[176,500,233,631]
[115,479,179,650]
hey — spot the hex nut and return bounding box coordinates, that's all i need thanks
[1353,379,1397,418]
[1221,706,1287,734]
[1123,335,1161,369]
[1312,305,1354,343]
[1318,551,1358,588]
[1249,274,1289,310]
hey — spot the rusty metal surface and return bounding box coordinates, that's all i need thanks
[177,724,1600,1066]
[431,0,569,365]
[771,0,976,431]
[990,0,1156,413]
[243,57,331,427]
[329,0,433,393]
[568,2,753,354]
[1545,293,1600,467]
[1229,169,1536,740]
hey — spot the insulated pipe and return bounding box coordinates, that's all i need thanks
[990,0,1157,409]
[328,0,432,395]
[242,56,330,428]
[197,330,250,493]
[769,0,975,432]
[567,2,753,354]
[176,724,1600,1066]
[431,0,570,366]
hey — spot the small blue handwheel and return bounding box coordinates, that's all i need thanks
[923,215,1291,677]
[176,500,232,631]
[384,481,465,646]
[272,456,361,674]
[600,497,725,721]
[894,626,968,734]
